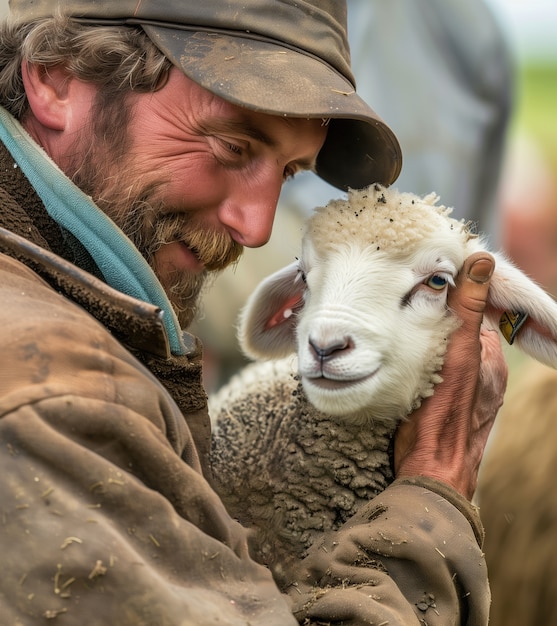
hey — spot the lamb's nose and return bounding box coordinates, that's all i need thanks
[309,337,352,361]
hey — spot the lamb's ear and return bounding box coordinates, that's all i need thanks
[485,252,557,368]
[238,261,305,360]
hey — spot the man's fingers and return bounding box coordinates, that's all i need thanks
[449,252,495,315]
[394,252,502,497]
[478,326,508,418]
[446,253,495,353]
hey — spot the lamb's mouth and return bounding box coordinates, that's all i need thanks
[304,372,377,391]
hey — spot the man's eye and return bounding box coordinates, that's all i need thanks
[212,137,248,168]
[224,141,242,155]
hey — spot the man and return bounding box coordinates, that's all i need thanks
[0,1,506,624]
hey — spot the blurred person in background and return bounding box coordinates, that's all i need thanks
[500,137,557,299]
[497,53,557,302]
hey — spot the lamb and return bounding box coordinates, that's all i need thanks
[209,183,557,586]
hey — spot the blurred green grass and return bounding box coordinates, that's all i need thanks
[514,62,557,171]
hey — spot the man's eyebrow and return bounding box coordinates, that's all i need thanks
[207,118,278,146]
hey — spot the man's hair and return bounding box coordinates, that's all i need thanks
[0,14,173,120]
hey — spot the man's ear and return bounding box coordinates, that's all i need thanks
[21,62,72,131]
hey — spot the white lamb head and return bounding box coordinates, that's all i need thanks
[239,184,557,424]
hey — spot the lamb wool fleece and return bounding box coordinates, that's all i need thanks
[210,358,396,581]
[306,185,458,254]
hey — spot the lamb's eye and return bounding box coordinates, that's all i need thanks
[297,269,307,284]
[426,274,448,290]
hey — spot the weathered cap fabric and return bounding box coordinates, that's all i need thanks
[9,0,402,190]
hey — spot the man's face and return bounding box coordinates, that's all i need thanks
[66,68,327,326]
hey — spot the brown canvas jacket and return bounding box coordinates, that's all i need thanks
[0,140,296,624]
[0,140,490,624]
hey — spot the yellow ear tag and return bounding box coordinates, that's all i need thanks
[499,310,529,345]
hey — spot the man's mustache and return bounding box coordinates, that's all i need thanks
[150,213,244,272]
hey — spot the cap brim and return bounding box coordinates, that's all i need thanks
[143,26,402,190]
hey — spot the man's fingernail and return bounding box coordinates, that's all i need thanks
[468,258,493,284]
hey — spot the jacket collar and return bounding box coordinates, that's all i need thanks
[0,106,186,356]
[0,225,182,359]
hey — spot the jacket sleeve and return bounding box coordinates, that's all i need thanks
[287,478,489,625]
[0,259,296,626]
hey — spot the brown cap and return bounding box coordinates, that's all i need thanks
[9,0,402,190]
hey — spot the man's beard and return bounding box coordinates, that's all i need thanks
[65,106,243,328]
[125,203,243,327]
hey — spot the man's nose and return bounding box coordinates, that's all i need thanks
[218,177,282,248]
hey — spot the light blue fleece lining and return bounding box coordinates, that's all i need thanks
[0,106,185,356]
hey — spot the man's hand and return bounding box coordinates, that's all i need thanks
[394,252,508,500]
